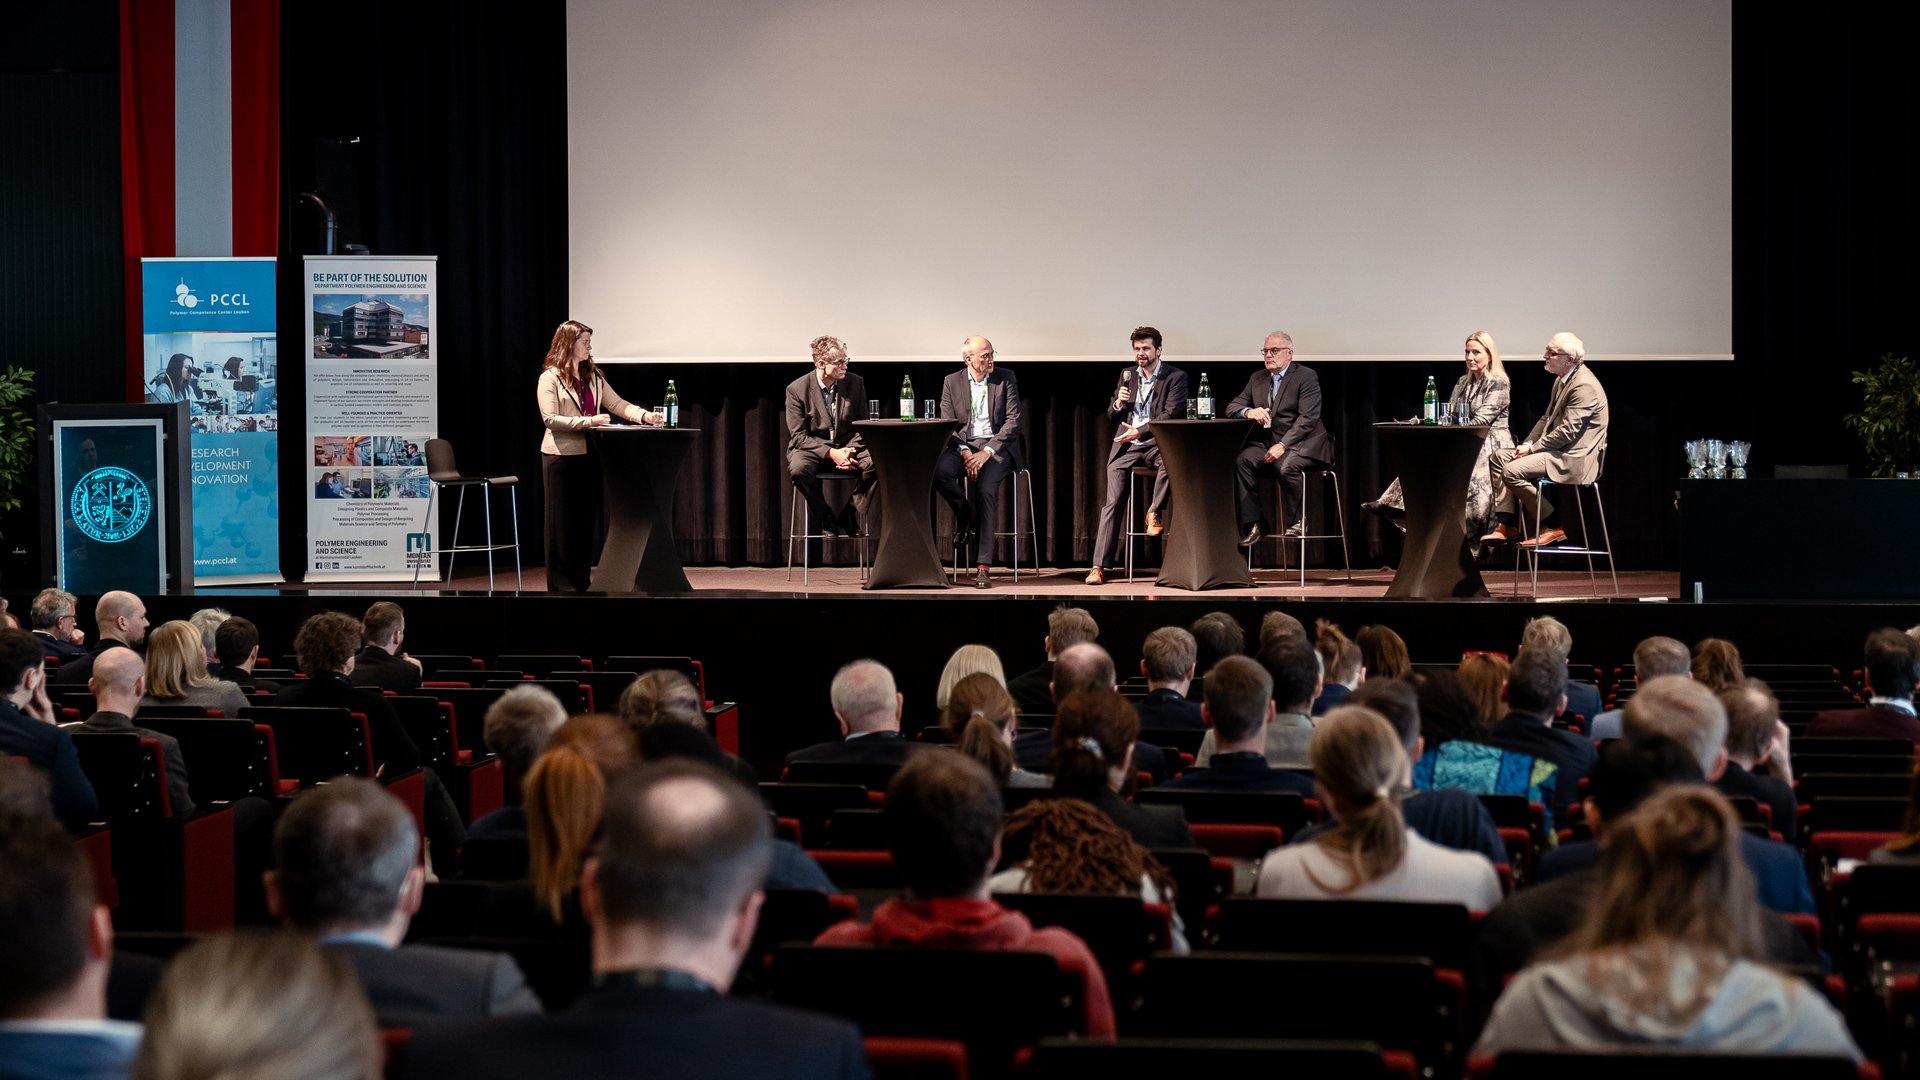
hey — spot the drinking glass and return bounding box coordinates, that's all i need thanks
[923,401,938,421]
[868,399,882,419]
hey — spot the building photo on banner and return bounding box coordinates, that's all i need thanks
[138,257,281,584]
[303,256,439,581]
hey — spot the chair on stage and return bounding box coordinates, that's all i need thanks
[411,438,522,593]
[1247,437,1353,588]
[948,467,1041,584]
[1122,464,1159,583]
[1514,446,1618,598]
[787,473,870,587]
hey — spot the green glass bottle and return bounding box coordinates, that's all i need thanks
[664,380,680,428]
[1196,373,1213,419]
[1422,375,1438,424]
[900,374,914,420]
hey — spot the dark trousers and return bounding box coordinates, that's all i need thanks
[542,451,601,592]
[787,446,875,529]
[1235,444,1327,529]
[1091,442,1168,569]
[932,441,1015,566]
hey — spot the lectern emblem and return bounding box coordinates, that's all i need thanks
[70,467,152,543]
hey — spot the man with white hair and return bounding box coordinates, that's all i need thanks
[784,659,922,767]
[1485,332,1609,549]
[28,589,85,661]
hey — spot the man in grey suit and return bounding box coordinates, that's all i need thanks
[1088,326,1190,585]
[1230,330,1333,546]
[266,778,542,1028]
[1486,331,1610,548]
[785,334,873,537]
[934,336,1023,589]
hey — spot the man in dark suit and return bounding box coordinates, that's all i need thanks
[1228,330,1332,546]
[0,629,99,830]
[1807,628,1920,741]
[1006,605,1100,715]
[71,648,196,817]
[211,615,282,694]
[50,591,148,687]
[784,659,922,768]
[28,588,87,661]
[349,601,424,693]
[267,778,540,1028]
[1518,615,1603,723]
[1482,648,1595,822]
[1157,656,1314,796]
[406,762,870,1079]
[934,336,1023,589]
[785,334,874,538]
[1087,326,1189,584]
[1718,681,1798,838]
[1487,331,1609,549]
[1134,626,1205,731]
[1012,644,1169,784]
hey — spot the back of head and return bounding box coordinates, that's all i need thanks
[359,601,404,646]
[0,757,54,830]
[1141,626,1198,685]
[935,644,1006,709]
[1504,647,1567,717]
[1588,733,1706,823]
[1689,637,1747,694]
[144,621,207,699]
[1355,624,1410,680]
[1256,634,1321,712]
[1050,687,1139,797]
[1047,605,1100,653]
[1051,642,1117,704]
[592,761,774,937]
[132,931,379,1080]
[30,589,76,631]
[830,659,899,734]
[94,591,142,637]
[1308,706,1410,892]
[1520,615,1574,664]
[884,750,1002,898]
[945,673,1016,783]
[293,612,363,676]
[1189,612,1245,674]
[1456,653,1510,725]
[272,779,417,932]
[1866,627,1920,700]
[484,684,569,784]
[1204,655,1273,744]
[1418,668,1490,746]
[1632,636,1692,680]
[90,647,146,706]
[526,714,636,921]
[1004,797,1169,899]
[1315,620,1362,684]
[214,615,261,671]
[1720,680,1780,764]
[0,627,44,695]
[0,818,94,1019]
[1349,678,1420,752]
[635,721,734,774]
[618,669,704,730]
[1622,675,1727,775]
[187,608,230,655]
[1258,610,1306,647]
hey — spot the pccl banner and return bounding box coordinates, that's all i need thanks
[303,256,439,581]
[139,257,282,583]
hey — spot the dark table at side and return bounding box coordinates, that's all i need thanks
[590,426,696,593]
[1151,418,1257,591]
[1680,477,1920,599]
[1375,422,1490,598]
[856,419,961,589]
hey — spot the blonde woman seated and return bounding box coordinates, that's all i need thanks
[140,619,248,717]
[942,672,1047,788]
[935,644,1007,711]
[989,797,1190,953]
[1475,786,1860,1060]
[1256,706,1502,911]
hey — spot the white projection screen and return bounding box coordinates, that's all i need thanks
[568,0,1731,363]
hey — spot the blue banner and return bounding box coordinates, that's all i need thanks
[140,257,282,582]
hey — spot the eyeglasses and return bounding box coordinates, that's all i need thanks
[1260,347,1292,356]
[1543,350,1572,360]
[818,356,849,366]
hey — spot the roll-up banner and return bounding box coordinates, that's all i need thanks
[139,257,281,584]
[303,256,439,581]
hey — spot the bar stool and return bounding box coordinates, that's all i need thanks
[1514,447,1618,598]
[949,467,1041,583]
[1122,464,1160,583]
[412,438,521,592]
[786,476,870,586]
[1247,460,1352,588]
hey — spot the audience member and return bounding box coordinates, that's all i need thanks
[0,755,54,827]
[1134,626,1204,729]
[1871,752,1920,865]
[185,607,229,675]
[784,659,920,768]
[1256,706,1501,910]
[51,592,149,687]
[1048,688,1191,848]
[468,684,569,841]
[526,714,637,925]
[620,670,757,789]
[349,601,423,693]
[1156,656,1313,796]
[267,779,540,1027]
[411,762,868,1079]
[0,628,99,830]
[1311,619,1363,715]
[0,818,137,1080]
[138,620,248,717]
[1186,611,1245,701]
[1410,669,1562,832]
[1588,635,1691,740]
[1807,628,1920,740]
[1690,636,1748,694]
[1455,653,1508,728]
[1258,610,1307,647]
[1518,615,1601,720]
[1195,634,1321,769]
[817,751,1116,1037]
[943,672,1046,788]
[1474,786,1859,1061]
[1481,647,1594,820]
[0,597,13,631]
[934,644,1006,710]
[991,797,1190,953]
[1006,606,1098,714]
[1022,643,1169,782]
[211,615,281,693]
[1356,624,1410,681]
[29,588,86,661]
[74,648,196,816]
[1718,680,1798,838]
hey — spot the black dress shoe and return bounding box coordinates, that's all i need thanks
[975,566,991,589]
[1238,524,1263,547]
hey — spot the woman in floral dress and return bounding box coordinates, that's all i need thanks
[1366,331,1513,554]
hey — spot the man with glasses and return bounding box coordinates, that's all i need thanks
[1230,331,1332,546]
[935,337,1024,589]
[27,589,86,662]
[1485,332,1609,548]
[1087,326,1189,585]
[785,334,873,538]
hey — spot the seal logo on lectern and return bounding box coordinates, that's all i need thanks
[70,466,152,543]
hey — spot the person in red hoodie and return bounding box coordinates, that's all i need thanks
[814,751,1116,1037]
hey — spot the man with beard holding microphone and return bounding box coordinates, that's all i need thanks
[1087,327,1188,586]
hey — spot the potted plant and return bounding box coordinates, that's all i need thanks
[1843,353,1920,477]
[0,367,33,531]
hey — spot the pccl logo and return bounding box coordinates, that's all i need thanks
[174,280,200,308]
[172,279,249,309]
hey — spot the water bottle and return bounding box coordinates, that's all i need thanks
[1422,375,1438,425]
[663,380,679,428]
[900,374,914,420]
[1196,373,1213,419]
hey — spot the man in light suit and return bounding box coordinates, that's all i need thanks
[934,336,1023,589]
[1229,330,1333,546]
[785,335,873,537]
[1487,331,1609,548]
[1087,326,1190,585]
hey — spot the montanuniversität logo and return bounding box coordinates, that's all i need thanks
[70,467,152,543]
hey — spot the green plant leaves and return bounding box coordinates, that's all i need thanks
[1842,353,1920,477]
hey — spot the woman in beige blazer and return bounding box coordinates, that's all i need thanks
[538,319,659,591]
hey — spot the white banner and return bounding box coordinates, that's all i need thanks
[303,256,439,581]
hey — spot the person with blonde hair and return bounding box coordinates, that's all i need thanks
[942,672,1046,788]
[1365,330,1514,549]
[140,619,249,716]
[1475,786,1860,1060]
[934,644,1006,710]
[1257,706,1501,910]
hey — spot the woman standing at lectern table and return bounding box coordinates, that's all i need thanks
[1363,330,1513,553]
[537,319,661,592]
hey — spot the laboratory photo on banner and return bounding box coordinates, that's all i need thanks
[142,331,279,418]
[313,435,369,466]
[374,467,431,499]
[369,434,427,466]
